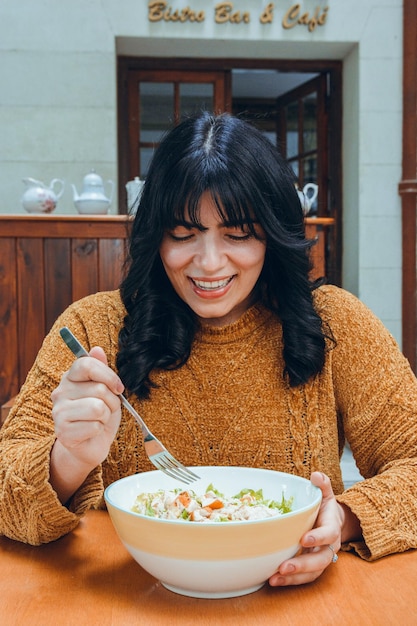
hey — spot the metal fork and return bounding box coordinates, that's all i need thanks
[59,326,200,485]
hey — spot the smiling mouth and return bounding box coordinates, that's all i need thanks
[191,277,234,291]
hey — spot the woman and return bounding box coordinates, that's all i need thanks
[1,112,416,588]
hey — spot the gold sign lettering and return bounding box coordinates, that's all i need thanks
[147,1,328,30]
[148,1,205,22]
[282,4,328,32]
[260,3,274,24]
[215,2,250,24]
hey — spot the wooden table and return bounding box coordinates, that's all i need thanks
[0,511,416,626]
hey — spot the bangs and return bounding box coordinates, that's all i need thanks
[167,177,260,236]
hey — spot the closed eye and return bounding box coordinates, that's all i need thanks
[168,232,195,242]
[227,233,253,241]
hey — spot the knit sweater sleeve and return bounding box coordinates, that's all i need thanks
[317,286,417,560]
[0,291,123,545]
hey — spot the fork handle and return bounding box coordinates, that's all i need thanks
[59,327,151,439]
[60,327,90,359]
[118,394,152,440]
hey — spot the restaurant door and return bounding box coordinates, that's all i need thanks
[117,58,342,284]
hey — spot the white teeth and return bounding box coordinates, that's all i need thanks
[192,278,232,290]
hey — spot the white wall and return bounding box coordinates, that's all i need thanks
[358,4,403,341]
[341,2,403,340]
[0,0,403,343]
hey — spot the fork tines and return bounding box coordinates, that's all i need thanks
[154,454,200,484]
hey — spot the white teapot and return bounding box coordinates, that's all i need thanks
[72,170,114,214]
[125,176,144,214]
[21,177,64,213]
[296,183,318,215]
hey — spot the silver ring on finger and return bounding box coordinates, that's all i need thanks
[327,544,338,563]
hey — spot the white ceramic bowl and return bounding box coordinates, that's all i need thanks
[104,466,322,599]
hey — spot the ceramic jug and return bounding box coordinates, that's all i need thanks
[72,170,114,214]
[297,183,319,215]
[125,176,144,214]
[21,177,64,213]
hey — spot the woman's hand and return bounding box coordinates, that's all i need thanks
[269,471,361,587]
[49,346,124,503]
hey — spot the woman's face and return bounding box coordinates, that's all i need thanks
[159,193,266,326]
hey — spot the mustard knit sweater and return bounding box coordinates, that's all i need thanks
[1,285,417,559]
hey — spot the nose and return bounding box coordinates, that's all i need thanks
[195,236,226,272]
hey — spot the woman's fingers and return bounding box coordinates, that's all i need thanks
[88,345,108,364]
[51,347,124,418]
[52,380,121,412]
[63,350,124,395]
[49,345,125,501]
[269,544,337,585]
[50,346,124,464]
[299,471,342,549]
[269,472,342,587]
[310,470,335,503]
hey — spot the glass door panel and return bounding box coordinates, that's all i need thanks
[286,101,299,159]
[303,155,318,184]
[124,69,229,181]
[139,82,175,178]
[276,74,340,284]
[302,93,318,153]
[139,82,175,135]
[276,75,326,213]
[179,83,214,118]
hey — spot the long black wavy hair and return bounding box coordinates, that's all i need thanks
[117,112,326,398]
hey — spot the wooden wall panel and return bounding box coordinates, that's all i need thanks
[71,239,99,301]
[98,239,126,292]
[16,238,46,388]
[0,239,19,403]
[44,238,72,331]
[0,216,130,406]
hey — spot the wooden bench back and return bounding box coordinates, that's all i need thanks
[0,215,130,406]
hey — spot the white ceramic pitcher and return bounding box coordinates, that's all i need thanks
[21,177,64,213]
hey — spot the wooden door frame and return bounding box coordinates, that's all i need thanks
[399,0,417,370]
[117,56,342,284]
